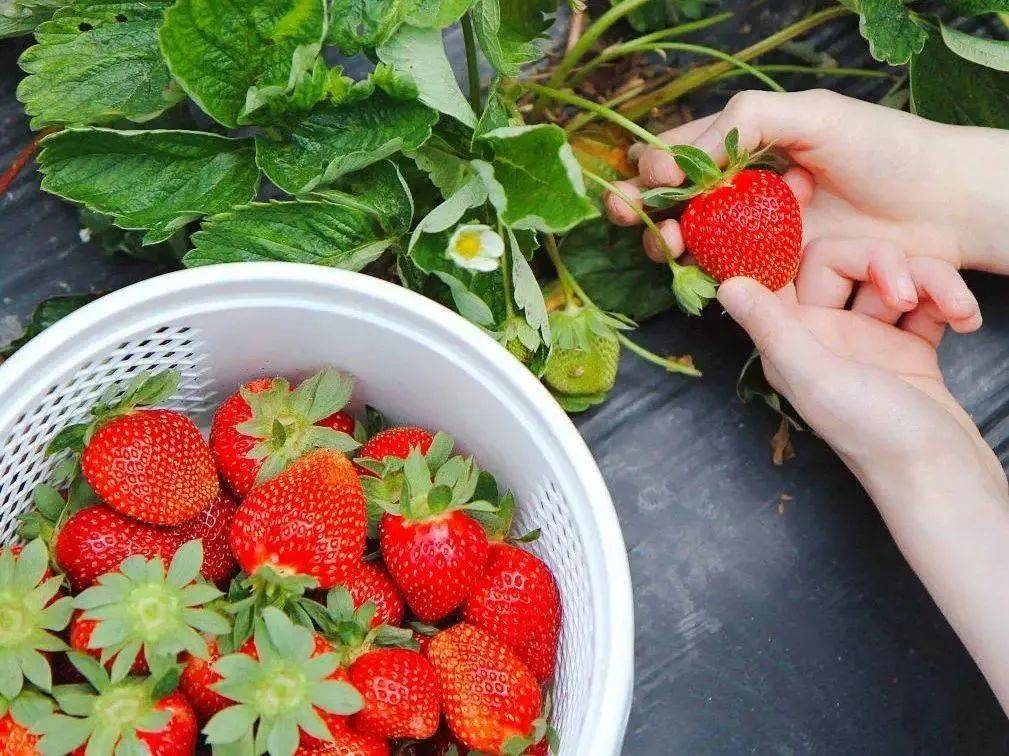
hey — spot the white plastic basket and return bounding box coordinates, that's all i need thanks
[0,263,632,754]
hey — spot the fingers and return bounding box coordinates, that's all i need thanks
[717,277,827,395]
[795,237,917,311]
[899,302,949,348]
[632,115,718,187]
[642,219,684,262]
[602,178,644,227]
[906,257,982,334]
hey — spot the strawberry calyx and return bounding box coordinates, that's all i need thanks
[33,652,177,756]
[501,694,560,756]
[0,540,72,699]
[203,608,364,755]
[224,566,321,648]
[0,687,55,736]
[236,368,360,487]
[72,540,229,682]
[310,587,417,665]
[359,433,497,525]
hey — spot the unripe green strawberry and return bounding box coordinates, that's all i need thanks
[543,332,619,396]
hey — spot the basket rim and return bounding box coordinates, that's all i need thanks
[0,262,634,753]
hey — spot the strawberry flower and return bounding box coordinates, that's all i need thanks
[445,224,505,272]
[0,540,72,699]
[72,540,229,681]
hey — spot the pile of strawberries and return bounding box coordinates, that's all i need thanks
[0,367,561,756]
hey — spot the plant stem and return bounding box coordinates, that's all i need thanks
[461,11,482,112]
[616,332,701,376]
[617,5,849,120]
[712,64,892,83]
[533,0,652,114]
[525,83,669,150]
[499,223,515,318]
[569,11,734,84]
[0,127,56,196]
[542,233,578,308]
[647,42,786,91]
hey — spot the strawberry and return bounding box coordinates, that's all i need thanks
[33,654,197,756]
[344,561,405,628]
[231,449,367,588]
[0,540,72,700]
[294,720,389,755]
[355,426,434,477]
[46,370,219,526]
[71,541,228,682]
[69,611,149,676]
[366,435,492,623]
[0,691,53,755]
[463,542,561,682]
[427,623,542,753]
[204,608,365,753]
[179,637,232,726]
[348,648,440,740]
[174,490,239,588]
[680,168,802,292]
[210,368,359,497]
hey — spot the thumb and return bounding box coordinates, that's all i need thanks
[717,277,825,389]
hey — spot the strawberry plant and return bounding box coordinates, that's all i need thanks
[2,0,1007,414]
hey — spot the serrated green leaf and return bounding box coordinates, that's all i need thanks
[159,0,326,128]
[0,0,68,39]
[407,0,474,26]
[851,0,927,65]
[37,128,260,244]
[377,23,477,127]
[508,229,550,344]
[17,0,183,129]
[433,271,496,325]
[472,0,555,76]
[945,0,1009,12]
[474,124,597,233]
[325,0,409,54]
[910,27,1009,128]
[255,91,437,194]
[184,199,396,269]
[409,173,488,250]
[1,294,97,358]
[939,23,1009,71]
[311,160,414,237]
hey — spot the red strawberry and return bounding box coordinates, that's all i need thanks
[0,709,41,755]
[348,648,441,740]
[463,542,561,682]
[179,637,233,726]
[345,561,405,628]
[71,691,198,756]
[174,491,239,587]
[230,449,367,588]
[54,505,178,592]
[355,427,434,476]
[680,168,802,292]
[70,610,149,675]
[210,369,358,497]
[427,623,542,753]
[380,510,488,623]
[295,720,389,755]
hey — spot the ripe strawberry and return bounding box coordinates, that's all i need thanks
[295,720,389,756]
[210,369,358,497]
[680,168,802,292]
[344,561,405,628]
[0,709,41,755]
[355,426,434,476]
[54,505,177,592]
[348,648,440,740]
[463,542,561,682]
[0,691,53,756]
[81,408,219,526]
[179,637,232,725]
[174,490,239,587]
[205,608,365,753]
[33,654,197,756]
[230,449,367,588]
[69,611,149,675]
[427,624,542,753]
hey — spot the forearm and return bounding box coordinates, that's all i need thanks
[858,458,1009,710]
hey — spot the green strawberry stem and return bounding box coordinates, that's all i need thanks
[73,540,229,682]
[542,234,576,309]
[0,540,72,699]
[712,64,893,84]
[460,11,481,112]
[616,332,700,377]
[314,588,416,664]
[498,220,516,320]
[532,0,653,115]
[567,11,735,85]
[582,169,717,318]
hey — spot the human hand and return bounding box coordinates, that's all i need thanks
[604,89,1009,278]
[717,237,1002,499]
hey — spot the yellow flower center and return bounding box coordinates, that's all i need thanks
[454,232,482,258]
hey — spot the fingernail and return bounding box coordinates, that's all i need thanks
[716,279,754,320]
[628,143,644,162]
[954,295,978,317]
[897,274,917,304]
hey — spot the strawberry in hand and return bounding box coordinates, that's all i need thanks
[364,433,494,623]
[211,368,359,497]
[48,369,219,526]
